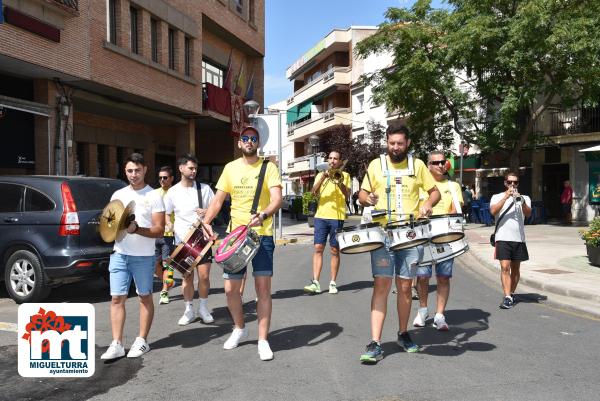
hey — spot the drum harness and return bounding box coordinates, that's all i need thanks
[379,153,415,224]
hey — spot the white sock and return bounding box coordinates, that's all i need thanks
[199,298,208,309]
[185,301,193,310]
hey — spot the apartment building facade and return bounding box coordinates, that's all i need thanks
[0,0,264,185]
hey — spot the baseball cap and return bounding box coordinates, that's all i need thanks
[240,126,259,137]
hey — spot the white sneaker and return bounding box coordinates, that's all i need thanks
[413,307,429,327]
[328,281,338,294]
[178,308,196,325]
[197,306,214,324]
[127,337,150,358]
[257,339,274,361]
[100,340,125,360]
[223,327,248,350]
[433,313,449,331]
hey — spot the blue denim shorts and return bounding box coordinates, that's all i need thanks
[416,258,454,278]
[370,236,423,279]
[223,236,275,280]
[155,236,175,261]
[313,218,344,248]
[109,253,155,296]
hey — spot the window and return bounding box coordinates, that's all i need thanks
[130,7,139,54]
[356,94,364,113]
[202,60,224,87]
[24,188,54,212]
[184,36,191,76]
[249,0,255,24]
[150,18,159,62]
[235,0,243,14]
[168,28,176,70]
[0,183,24,213]
[107,0,117,45]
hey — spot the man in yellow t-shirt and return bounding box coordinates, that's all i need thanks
[202,126,282,361]
[357,122,440,364]
[303,150,351,295]
[154,166,176,305]
[414,151,463,332]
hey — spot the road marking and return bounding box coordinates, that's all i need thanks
[0,322,18,332]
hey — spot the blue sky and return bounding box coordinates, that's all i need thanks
[264,0,447,107]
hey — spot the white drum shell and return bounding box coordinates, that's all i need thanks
[428,214,465,244]
[337,225,385,254]
[387,223,430,250]
[419,238,469,266]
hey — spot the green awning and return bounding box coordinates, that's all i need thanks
[287,101,312,125]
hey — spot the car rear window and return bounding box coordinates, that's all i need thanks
[68,180,126,211]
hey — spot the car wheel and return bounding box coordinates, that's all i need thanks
[4,250,51,303]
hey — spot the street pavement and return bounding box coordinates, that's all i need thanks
[278,213,600,318]
[0,214,599,400]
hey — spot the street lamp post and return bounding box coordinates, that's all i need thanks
[308,134,320,186]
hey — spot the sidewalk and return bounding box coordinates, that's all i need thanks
[276,213,600,316]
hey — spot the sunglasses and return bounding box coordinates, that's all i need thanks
[429,160,446,166]
[241,135,258,144]
[158,176,170,180]
[506,180,519,185]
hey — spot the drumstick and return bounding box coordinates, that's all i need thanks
[364,163,374,193]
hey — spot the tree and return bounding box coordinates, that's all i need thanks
[356,0,600,170]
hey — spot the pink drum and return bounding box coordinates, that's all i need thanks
[214,225,260,274]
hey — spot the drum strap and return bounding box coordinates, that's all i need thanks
[493,200,515,237]
[447,181,462,214]
[196,183,203,209]
[250,160,269,215]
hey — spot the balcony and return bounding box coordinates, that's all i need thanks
[52,0,78,12]
[287,67,351,108]
[286,153,326,175]
[547,107,600,137]
[288,108,352,142]
[202,83,231,122]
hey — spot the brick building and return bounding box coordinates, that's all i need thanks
[0,0,264,185]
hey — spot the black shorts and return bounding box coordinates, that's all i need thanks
[495,241,529,261]
[199,247,213,265]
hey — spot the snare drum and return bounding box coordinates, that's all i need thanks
[336,223,385,254]
[428,214,465,244]
[166,223,214,276]
[386,219,430,250]
[419,237,469,266]
[214,225,261,274]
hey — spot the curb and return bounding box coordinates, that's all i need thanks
[466,243,600,309]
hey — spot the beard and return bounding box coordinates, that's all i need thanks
[242,147,258,157]
[388,149,407,163]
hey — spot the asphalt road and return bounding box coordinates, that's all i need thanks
[1,244,599,401]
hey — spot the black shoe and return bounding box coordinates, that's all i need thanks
[511,293,518,304]
[499,296,514,309]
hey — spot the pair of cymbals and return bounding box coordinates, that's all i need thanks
[99,200,135,243]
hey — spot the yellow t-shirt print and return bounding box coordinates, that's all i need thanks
[216,158,282,236]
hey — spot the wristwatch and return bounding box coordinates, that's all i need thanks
[260,212,268,221]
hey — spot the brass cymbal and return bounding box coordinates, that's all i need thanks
[99,200,136,243]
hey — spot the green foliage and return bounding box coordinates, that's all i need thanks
[580,217,600,247]
[302,192,317,215]
[355,0,600,169]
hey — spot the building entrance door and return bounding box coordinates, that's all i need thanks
[542,163,569,219]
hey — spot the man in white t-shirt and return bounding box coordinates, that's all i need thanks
[101,153,165,360]
[164,154,215,325]
[490,171,532,310]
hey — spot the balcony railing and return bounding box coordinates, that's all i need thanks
[52,0,79,11]
[548,107,600,136]
[286,66,351,104]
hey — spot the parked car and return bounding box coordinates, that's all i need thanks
[281,195,301,212]
[0,176,126,303]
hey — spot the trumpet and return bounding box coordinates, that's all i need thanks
[329,168,344,185]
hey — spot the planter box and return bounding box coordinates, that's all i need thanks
[586,245,600,267]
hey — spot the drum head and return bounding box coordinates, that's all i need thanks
[430,232,465,244]
[340,242,384,254]
[337,222,381,233]
[386,218,428,229]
